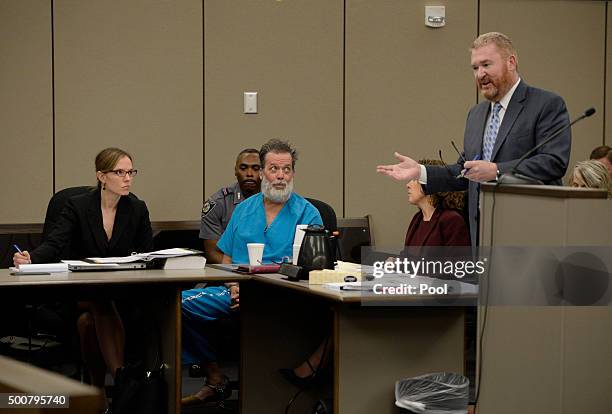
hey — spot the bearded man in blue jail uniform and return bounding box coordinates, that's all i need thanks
[200,148,262,264]
[217,138,322,263]
[181,139,322,407]
[377,32,571,245]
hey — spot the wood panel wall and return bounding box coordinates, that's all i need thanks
[0,0,608,246]
[0,0,53,222]
[53,0,203,220]
[204,0,343,211]
[345,0,478,248]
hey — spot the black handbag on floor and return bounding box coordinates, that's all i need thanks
[113,363,166,414]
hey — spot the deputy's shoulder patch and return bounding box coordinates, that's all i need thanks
[201,199,217,217]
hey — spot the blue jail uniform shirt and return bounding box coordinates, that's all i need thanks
[217,192,322,264]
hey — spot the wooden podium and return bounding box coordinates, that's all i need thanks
[477,184,611,414]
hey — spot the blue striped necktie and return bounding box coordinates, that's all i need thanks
[482,102,502,161]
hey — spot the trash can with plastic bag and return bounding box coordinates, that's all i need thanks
[395,372,469,413]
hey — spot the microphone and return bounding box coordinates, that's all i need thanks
[498,107,596,185]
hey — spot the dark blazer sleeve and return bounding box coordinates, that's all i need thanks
[424,165,469,194]
[29,199,80,264]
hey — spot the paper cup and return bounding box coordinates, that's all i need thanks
[293,224,309,246]
[292,244,302,265]
[247,243,265,266]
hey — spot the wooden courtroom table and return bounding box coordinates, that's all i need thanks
[0,354,102,413]
[1,265,478,413]
[0,267,248,414]
[238,272,477,414]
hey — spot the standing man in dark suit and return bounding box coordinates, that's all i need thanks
[377,32,571,244]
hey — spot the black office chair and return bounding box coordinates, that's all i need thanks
[15,186,90,375]
[42,186,92,245]
[0,187,92,268]
[336,216,373,263]
[305,198,338,233]
[305,198,339,263]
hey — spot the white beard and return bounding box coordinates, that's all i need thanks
[261,176,293,204]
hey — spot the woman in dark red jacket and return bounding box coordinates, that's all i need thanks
[404,159,470,247]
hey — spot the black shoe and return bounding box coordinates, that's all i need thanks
[279,359,324,388]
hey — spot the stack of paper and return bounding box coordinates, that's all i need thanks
[143,248,200,258]
[88,248,201,264]
[163,255,206,270]
[309,269,361,285]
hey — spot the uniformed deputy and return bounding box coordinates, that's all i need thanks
[182,148,261,408]
[199,148,261,263]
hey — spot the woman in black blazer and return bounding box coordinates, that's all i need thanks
[13,147,153,392]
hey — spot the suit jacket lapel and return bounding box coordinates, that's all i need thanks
[470,103,489,158]
[491,81,526,161]
[109,196,130,251]
[87,191,108,253]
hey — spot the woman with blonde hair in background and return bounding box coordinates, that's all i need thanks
[569,160,612,197]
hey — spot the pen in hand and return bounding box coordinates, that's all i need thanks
[13,244,32,265]
[459,154,481,178]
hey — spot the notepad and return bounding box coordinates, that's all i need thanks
[9,263,69,275]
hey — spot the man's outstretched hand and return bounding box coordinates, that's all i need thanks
[376,152,421,181]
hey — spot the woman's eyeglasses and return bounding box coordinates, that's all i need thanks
[106,169,138,178]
